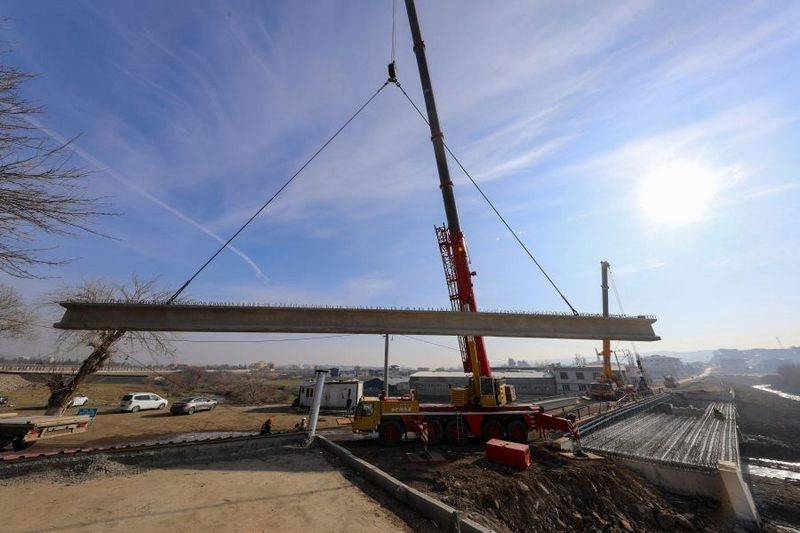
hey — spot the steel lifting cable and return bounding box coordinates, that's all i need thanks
[167,81,391,303]
[608,267,640,353]
[390,0,397,64]
[391,81,579,315]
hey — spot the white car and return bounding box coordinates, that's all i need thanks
[119,392,168,413]
[67,394,89,407]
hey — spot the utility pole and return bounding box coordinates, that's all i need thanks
[307,368,328,440]
[383,333,390,397]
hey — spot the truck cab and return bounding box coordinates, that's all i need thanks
[352,394,420,433]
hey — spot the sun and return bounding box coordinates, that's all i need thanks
[637,160,719,227]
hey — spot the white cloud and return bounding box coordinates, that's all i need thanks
[612,259,666,276]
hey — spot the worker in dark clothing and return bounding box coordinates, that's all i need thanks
[260,418,272,435]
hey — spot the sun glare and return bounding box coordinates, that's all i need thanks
[637,160,719,227]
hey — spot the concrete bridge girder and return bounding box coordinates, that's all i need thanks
[54,302,660,342]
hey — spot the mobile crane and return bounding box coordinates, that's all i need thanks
[351,0,579,447]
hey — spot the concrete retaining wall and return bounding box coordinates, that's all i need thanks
[614,457,722,499]
[316,435,493,533]
[611,457,760,531]
[0,432,305,479]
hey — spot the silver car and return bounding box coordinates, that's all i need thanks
[170,396,217,415]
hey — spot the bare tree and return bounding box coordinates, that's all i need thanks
[0,64,102,278]
[0,283,34,337]
[45,275,176,415]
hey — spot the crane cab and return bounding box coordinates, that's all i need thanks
[352,393,421,433]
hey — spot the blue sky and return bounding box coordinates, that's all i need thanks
[2,0,799,367]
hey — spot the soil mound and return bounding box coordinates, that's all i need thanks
[343,440,729,532]
[0,374,34,393]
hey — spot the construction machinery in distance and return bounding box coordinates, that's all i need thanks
[587,261,653,401]
[351,0,579,447]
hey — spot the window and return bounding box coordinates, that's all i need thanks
[356,403,374,417]
[559,372,568,380]
[561,384,571,392]
[576,372,585,380]
[578,385,587,391]
[593,373,601,380]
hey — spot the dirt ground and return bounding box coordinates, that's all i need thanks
[723,376,800,463]
[713,376,800,530]
[1,379,346,452]
[0,445,412,533]
[339,438,731,533]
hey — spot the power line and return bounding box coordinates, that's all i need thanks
[392,81,579,316]
[400,334,460,352]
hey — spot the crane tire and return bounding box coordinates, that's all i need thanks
[378,421,403,447]
[505,419,529,443]
[481,419,505,441]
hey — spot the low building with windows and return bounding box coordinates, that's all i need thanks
[297,379,363,409]
[548,364,629,393]
[408,370,556,402]
[640,355,685,379]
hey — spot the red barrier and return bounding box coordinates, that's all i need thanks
[485,438,531,469]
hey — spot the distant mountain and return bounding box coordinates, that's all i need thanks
[640,350,715,362]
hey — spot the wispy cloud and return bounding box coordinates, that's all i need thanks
[26,117,267,282]
[745,182,800,198]
[612,259,666,276]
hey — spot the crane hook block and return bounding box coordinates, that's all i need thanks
[388,61,398,82]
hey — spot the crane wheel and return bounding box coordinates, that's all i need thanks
[481,419,505,441]
[378,421,403,447]
[426,419,444,444]
[444,419,467,445]
[505,419,529,443]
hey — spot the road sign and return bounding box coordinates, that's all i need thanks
[77,407,98,419]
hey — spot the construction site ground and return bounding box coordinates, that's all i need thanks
[724,375,800,529]
[3,374,799,531]
[0,379,336,453]
[336,435,733,533]
[0,444,421,533]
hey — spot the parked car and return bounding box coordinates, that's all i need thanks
[67,394,89,408]
[170,397,217,415]
[119,392,168,412]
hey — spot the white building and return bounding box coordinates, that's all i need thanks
[549,364,629,393]
[640,355,685,379]
[298,380,362,409]
[409,370,556,401]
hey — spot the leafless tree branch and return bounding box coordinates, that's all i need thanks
[0,64,106,278]
[0,283,34,337]
[45,275,176,415]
